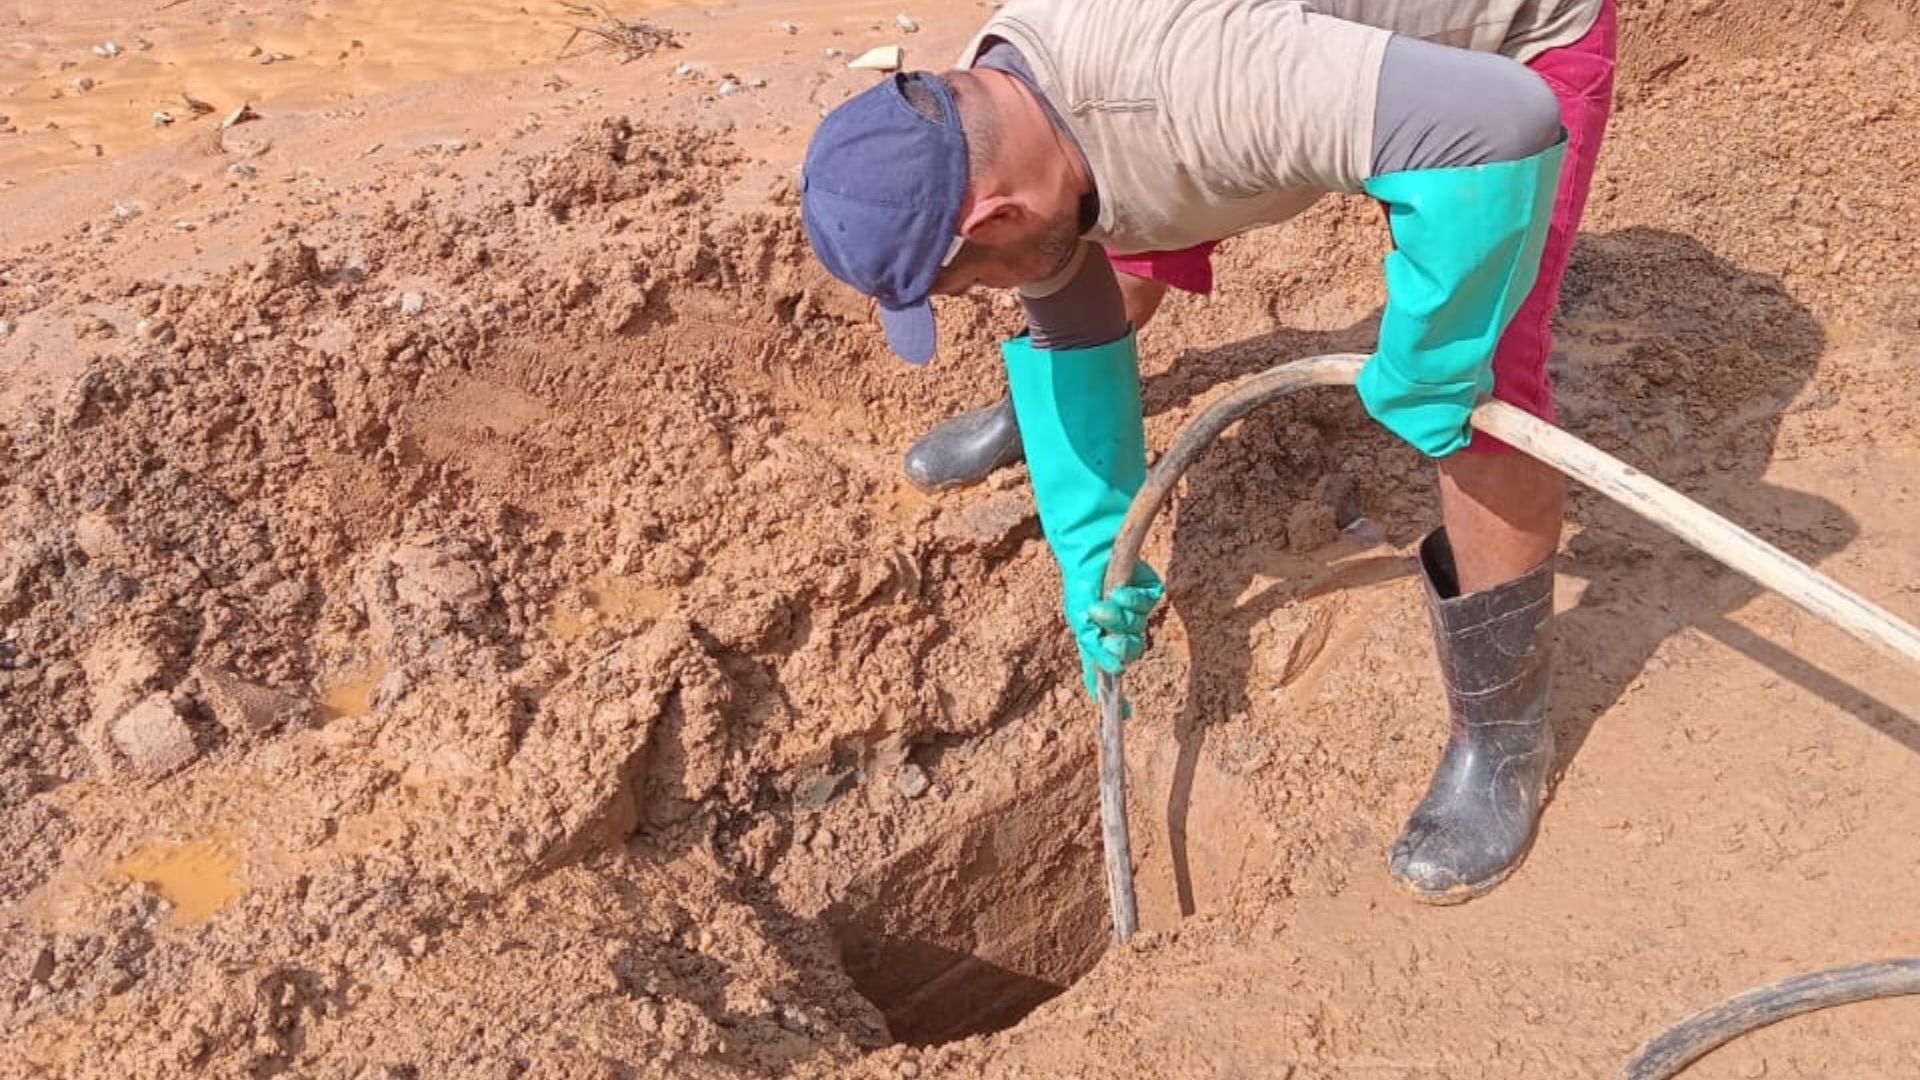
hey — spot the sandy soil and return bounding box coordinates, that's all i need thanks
[3,0,1919,1077]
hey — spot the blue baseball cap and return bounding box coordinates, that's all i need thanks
[801,73,969,364]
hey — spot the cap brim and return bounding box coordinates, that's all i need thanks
[879,300,937,365]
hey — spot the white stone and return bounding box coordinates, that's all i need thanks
[846,45,904,71]
[896,763,931,799]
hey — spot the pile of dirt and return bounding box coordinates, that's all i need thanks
[0,103,1089,1075]
[2,1,1918,1078]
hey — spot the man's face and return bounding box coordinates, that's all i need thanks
[929,194,1081,296]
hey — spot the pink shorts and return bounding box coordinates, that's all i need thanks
[1109,0,1618,454]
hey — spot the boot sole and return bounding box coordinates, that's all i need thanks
[1391,819,1543,906]
[1395,860,1519,906]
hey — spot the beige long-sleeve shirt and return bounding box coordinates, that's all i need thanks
[959,0,1603,255]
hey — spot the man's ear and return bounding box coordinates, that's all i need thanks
[958,194,1027,245]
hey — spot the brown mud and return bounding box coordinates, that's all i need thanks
[3,0,1919,1077]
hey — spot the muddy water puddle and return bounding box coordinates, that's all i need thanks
[117,837,246,926]
[319,659,386,720]
[0,0,704,179]
[547,576,673,641]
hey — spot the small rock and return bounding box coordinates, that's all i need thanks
[896,763,931,799]
[846,45,904,71]
[778,1005,813,1034]
[792,768,851,811]
[136,317,174,342]
[227,162,257,180]
[0,319,14,338]
[748,77,767,89]
[407,934,430,958]
[780,20,800,33]
[28,944,54,984]
[898,1061,921,1079]
[821,46,843,59]
[1341,516,1386,545]
[170,220,199,233]
[72,76,96,93]
[220,103,260,129]
[111,202,141,222]
[399,292,425,317]
[180,92,215,116]
[151,110,174,127]
[92,41,123,58]
[111,693,198,777]
[259,51,294,65]
[895,14,920,33]
[197,669,312,736]
[673,61,695,78]
[717,78,742,96]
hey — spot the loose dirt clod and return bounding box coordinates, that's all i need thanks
[109,695,197,777]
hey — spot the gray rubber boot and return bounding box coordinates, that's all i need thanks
[1388,528,1556,904]
[901,396,1024,492]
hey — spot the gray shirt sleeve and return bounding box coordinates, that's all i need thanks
[1370,34,1564,175]
[1006,34,1565,353]
[1019,242,1131,351]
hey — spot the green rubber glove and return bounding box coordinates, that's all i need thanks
[1002,331,1163,697]
[1356,136,1567,457]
